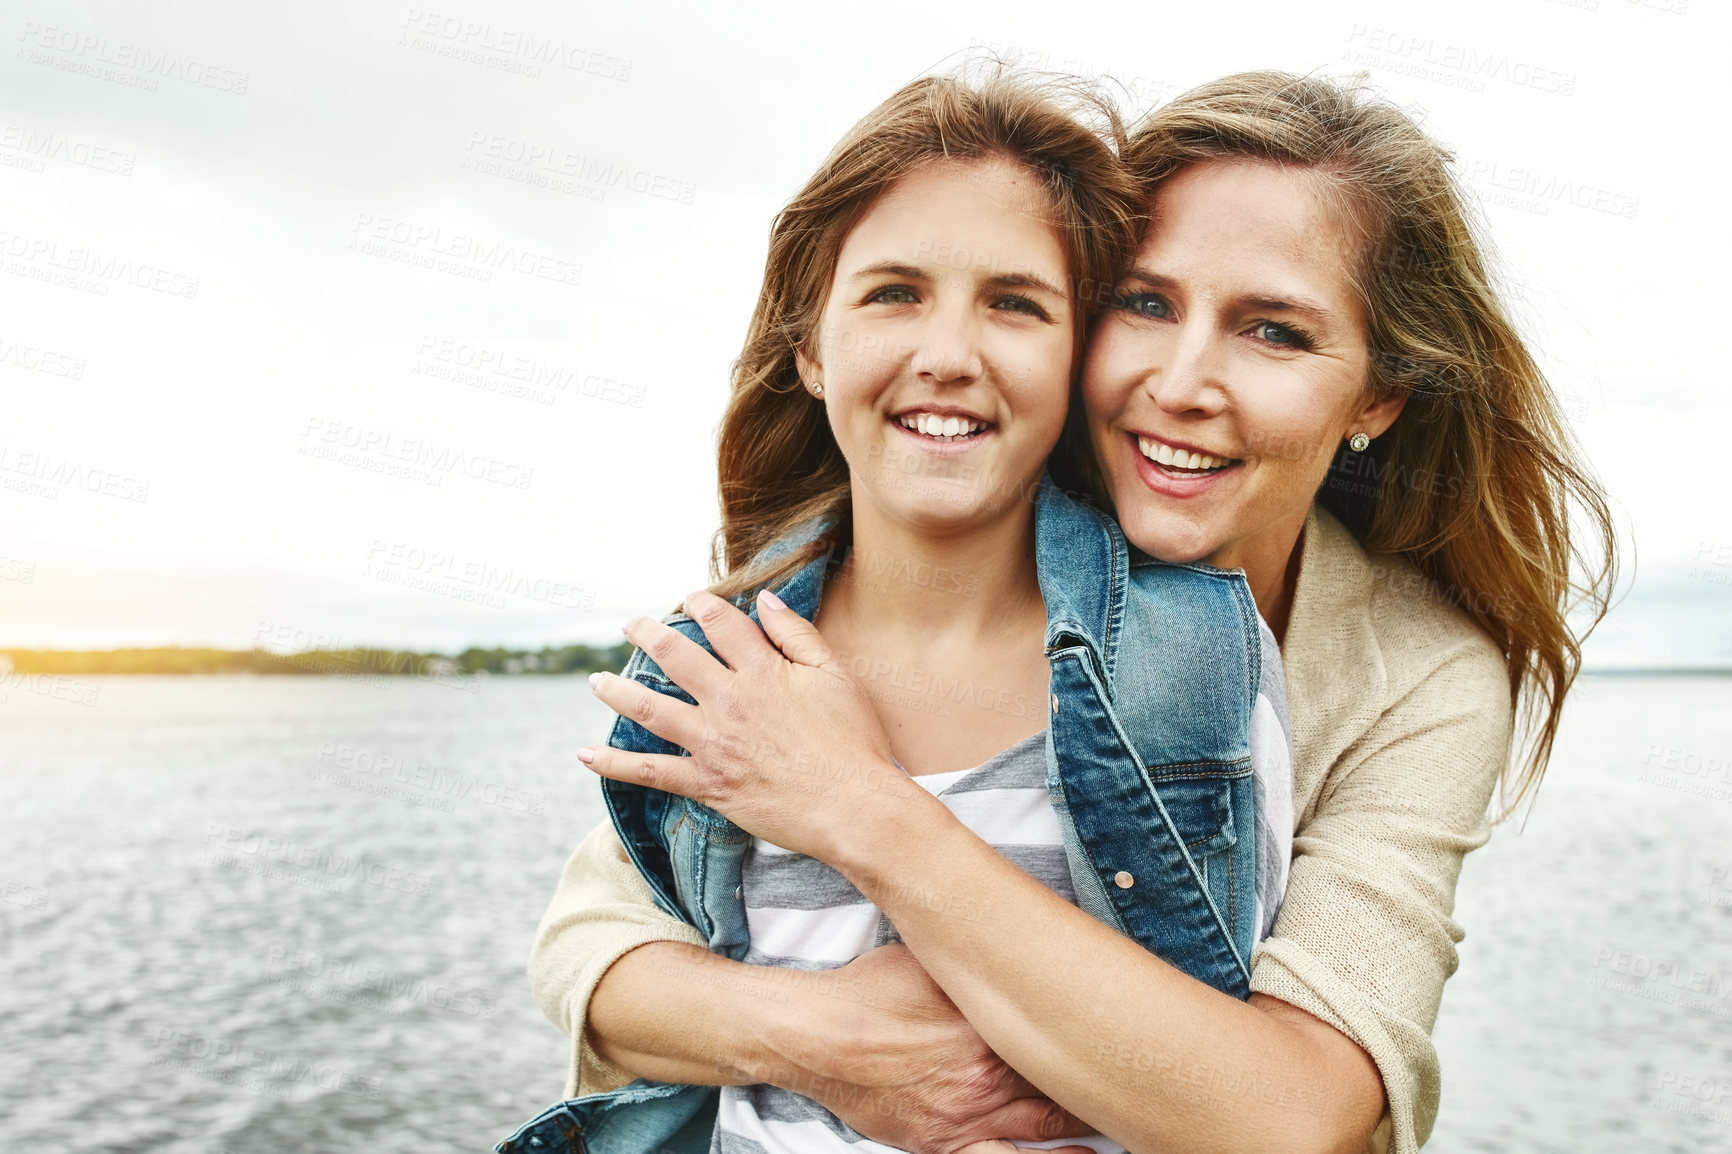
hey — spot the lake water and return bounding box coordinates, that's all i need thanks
[1,673,1727,1152]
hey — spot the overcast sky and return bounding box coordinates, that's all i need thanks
[1,0,1725,666]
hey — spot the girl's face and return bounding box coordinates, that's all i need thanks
[1083,159,1405,574]
[798,157,1073,537]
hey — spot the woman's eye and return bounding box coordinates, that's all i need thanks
[1251,320,1310,349]
[868,285,918,305]
[1114,291,1170,319]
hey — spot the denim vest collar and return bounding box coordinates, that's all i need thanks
[1030,476,1123,687]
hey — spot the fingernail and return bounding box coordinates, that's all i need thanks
[576,747,596,765]
[758,588,786,612]
[588,672,603,691]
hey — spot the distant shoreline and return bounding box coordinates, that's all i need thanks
[1580,666,1732,677]
[1,648,1726,679]
[0,644,633,678]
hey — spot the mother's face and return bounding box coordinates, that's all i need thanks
[1082,159,1405,575]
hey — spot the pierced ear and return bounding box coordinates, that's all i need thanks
[794,346,822,390]
[1355,386,1409,441]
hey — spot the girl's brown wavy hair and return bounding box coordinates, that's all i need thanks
[708,65,1142,601]
[1123,71,1617,814]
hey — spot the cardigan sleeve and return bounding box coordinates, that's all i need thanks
[1249,634,1512,1154]
[527,819,706,1099]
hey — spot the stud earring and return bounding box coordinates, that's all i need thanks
[1348,432,1371,453]
[810,380,824,398]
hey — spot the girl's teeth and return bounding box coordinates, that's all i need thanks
[900,413,983,440]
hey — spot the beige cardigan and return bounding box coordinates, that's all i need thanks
[526,505,1513,1153]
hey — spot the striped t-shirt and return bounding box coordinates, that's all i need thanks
[714,621,1294,1154]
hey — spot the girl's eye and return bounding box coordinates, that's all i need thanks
[993,293,1049,320]
[1251,320,1313,349]
[1114,291,1171,320]
[867,285,918,305]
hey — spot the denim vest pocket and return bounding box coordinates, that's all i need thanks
[1143,774,1236,859]
[1141,769,1255,953]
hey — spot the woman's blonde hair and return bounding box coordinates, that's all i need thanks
[1124,71,1617,813]
[709,66,1143,600]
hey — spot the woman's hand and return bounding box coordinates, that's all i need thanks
[784,944,1097,1154]
[581,589,926,863]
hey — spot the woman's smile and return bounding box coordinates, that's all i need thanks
[1084,158,1396,575]
[1129,430,1243,498]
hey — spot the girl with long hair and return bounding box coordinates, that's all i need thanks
[504,68,1301,1154]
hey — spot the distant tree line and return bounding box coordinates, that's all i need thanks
[0,643,634,677]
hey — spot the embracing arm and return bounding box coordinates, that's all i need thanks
[526,820,708,1097]
[849,640,1510,1154]
[830,779,1389,1154]
[584,591,1513,1154]
[530,822,1095,1151]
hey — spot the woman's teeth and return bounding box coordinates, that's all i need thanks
[901,413,984,441]
[1137,436,1229,471]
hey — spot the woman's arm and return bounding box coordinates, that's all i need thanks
[585,590,1510,1154]
[832,786,1388,1153]
[527,820,707,1096]
[531,821,1095,1151]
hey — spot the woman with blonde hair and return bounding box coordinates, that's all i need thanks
[526,70,1614,1153]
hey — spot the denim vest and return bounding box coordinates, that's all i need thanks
[499,477,1263,1154]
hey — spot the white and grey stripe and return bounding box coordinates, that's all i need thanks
[713,731,1128,1154]
[1251,617,1295,942]
[715,632,1295,1154]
